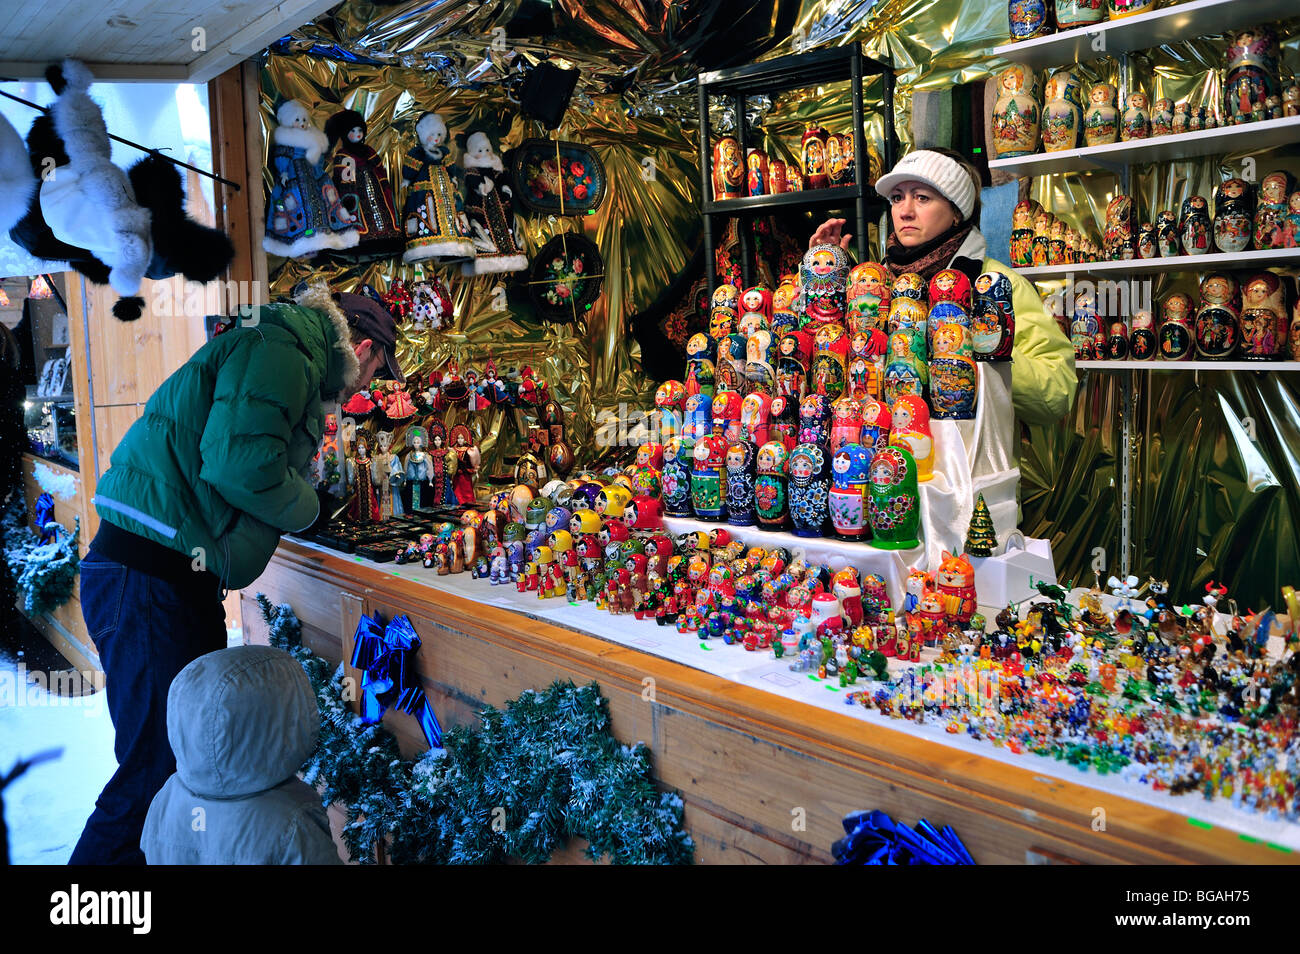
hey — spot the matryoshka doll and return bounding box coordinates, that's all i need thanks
[769,396,799,451]
[776,329,814,403]
[1213,178,1255,254]
[1108,0,1159,20]
[684,332,716,399]
[712,137,743,199]
[1047,219,1067,265]
[1071,290,1101,360]
[744,329,777,391]
[715,333,748,394]
[1152,97,1174,136]
[1120,90,1152,141]
[1136,222,1157,259]
[866,446,921,550]
[1030,208,1053,267]
[1195,272,1240,360]
[801,125,831,190]
[1107,319,1129,360]
[928,268,972,313]
[810,322,851,399]
[1239,272,1286,359]
[1254,171,1294,250]
[725,441,758,527]
[691,432,729,520]
[710,283,740,338]
[829,394,864,453]
[683,392,713,440]
[662,437,695,517]
[847,329,886,401]
[1224,26,1279,126]
[846,261,891,335]
[711,389,744,444]
[883,325,928,404]
[1156,209,1180,257]
[798,393,832,446]
[1104,195,1136,260]
[1041,68,1083,153]
[769,159,789,195]
[746,149,768,197]
[1290,292,1300,361]
[754,442,791,531]
[1129,309,1156,361]
[928,320,978,420]
[888,296,927,334]
[655,379,686,440]
[826,134,848,187]
[991,64,1040,159]
[860,398,891,452]
[1164,291,1190,361]
[740,391,773,447]
[829,444,871,540]
[972,270,1015,361]
[739,285,773,332]
[799,243,851,328]
[1010,199,1039,267]
[1179,195,1212,256]
[1082,83,1120,146]
[887,395,934,482]
[788,443,830,538]
[772,275,801,336]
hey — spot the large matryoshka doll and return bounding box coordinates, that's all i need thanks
[799,243,851,328]
[860,397,890,452]
[1070,291,1101,360]
[739,285,774,334]
[1195,272,1241,361]
[972,271,1015,361]
[744,328,777,391]
[866,445,921,550]
[654,379,686,440]
[683,392,713,440]
[684,333,716,399]
[927,268,973,313]
[691,432,730,520]
[801,125,831,190]
[846,261,891,336]
[661,436,695,517]
[788,443,830,538]
[740,391,773,448]
[887,394,934,482]
[798,392,832,445]
[776,329,814,403]
[1239,271,1286,359]
[883,326,928,404]
[928,320,978,420]
[829,443,871,540]
[768,396,799,451]
[725,441,758,527]
[709,282,740,338]
[715,332,749,394]
[771,274,802,337]
[810,321,851,399]
[711,389,744,443]
[829,394,865,453]
[754,441,791,531]
[847,328,887,401]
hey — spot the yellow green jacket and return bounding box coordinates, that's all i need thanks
[985,257,1077,424]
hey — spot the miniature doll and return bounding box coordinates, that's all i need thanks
[460,130,528,275]
[448,423,480,505]
[403,426,431,511]
[372,430,404,519]
[426,424,458,507]
[401,111,476,263]
[324,108,402,257]
[264,100,358,257]
[347,435,381,523]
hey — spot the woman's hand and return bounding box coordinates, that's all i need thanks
[809,217,853,251]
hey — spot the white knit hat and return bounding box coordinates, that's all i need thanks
[874,150,976,221]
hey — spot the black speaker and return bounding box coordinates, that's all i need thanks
[520,62,580,130]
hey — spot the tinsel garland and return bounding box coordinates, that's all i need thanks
[3,506,79,617]
[257,594,694,865]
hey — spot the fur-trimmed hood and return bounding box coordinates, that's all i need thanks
[274,123,329,166]
[293,282,362,400]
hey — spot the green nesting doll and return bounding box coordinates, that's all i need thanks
[867,445,921,550]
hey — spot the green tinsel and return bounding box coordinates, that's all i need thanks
[257,594,695,865]
[3,507,80,617]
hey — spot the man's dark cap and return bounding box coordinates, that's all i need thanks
[334,291,401,379]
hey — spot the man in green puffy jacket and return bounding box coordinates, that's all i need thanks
[70,284,396,865]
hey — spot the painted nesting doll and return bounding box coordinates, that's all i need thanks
[683,392,713,440]
[1129,309,1156,361]
[846,261,891,336]
[684,332,716,399]
[1083,84,1120,147]
[769,395,799,451]
[972,270,1015,361]
[1213,178,1256,254]
[991,65,1041,159]
[725,441,758,527]
[788,443,830,538]
[1041,68,1083,153]
[691,433,730,520]
[1195,272,1240,360]
[655,379,687,440]
[798,393,832,446]
[799,243,851,328]
[711,389,744,444]
[1008,0,1051,41]
[1071,291,1101,360]
[1156,209,1180,257]
[662,436,695,517]
[1104,195,1136,261]
[776,329,814,404]
[744,329,777,391]
[801,125,831,190]
[1179,196,1212,256]
[1255,171,1294,250]
[401,111,476,264]
[746,149,768,197]
[810,322,851,399]
[1158,292,1195,361]
[884,326,928,404]
[710,283,741,338]
[867,446,921,550]
[887,395,934,482]
[755,441,791,531]
[861,397,891,452]
[829,394,865,453]
[712,137,743,199]
[772,275,802,337]
[739,285,773,333]
[1239,272,1286,359]
[847,329,887,401]
[1224,26,1279,126]
[829,443,872,540]
[928,269,973,313]
[1011,200,1039,267]
[739,391,774,448]
[715,333,748,394]
[324,109,402,257]
[888,297,927,334]
[928,320,978,420]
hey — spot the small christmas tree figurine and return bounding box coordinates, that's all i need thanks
[964,493,997,557]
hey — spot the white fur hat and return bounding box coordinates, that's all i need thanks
[874,149,976,221]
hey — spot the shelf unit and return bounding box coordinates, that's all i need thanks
[989,0,1300,579]
[992,0,1297,71]
[1016,247,1300,279]
[696,44,897,293]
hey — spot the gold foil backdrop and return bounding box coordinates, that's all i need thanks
[264,0,1300,607]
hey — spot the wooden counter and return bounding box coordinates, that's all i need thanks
[243,538,1298,866]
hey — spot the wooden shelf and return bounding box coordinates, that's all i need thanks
[1017,247,1300,279]
[989,114,1300,175]
[1078,359,1300,370]
[703,185,887,215]
[992,0,1298,71]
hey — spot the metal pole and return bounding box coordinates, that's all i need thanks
[734,92,751,289]
[1118,52,1133,580]
[697,78,716,297]
[852,46,866,264]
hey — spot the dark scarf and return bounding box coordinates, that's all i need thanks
[884,220,981,285]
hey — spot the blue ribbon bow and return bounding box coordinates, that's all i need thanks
[349,613,443,748]
[33,493,55,544]
[831,810,975,865]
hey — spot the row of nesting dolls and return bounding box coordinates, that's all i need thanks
[653,381,934,547]
[1010,201,1102,267]
[1009,0,1163,42]
[1064,272,1300,361]
[263,101,527,275]
[710,126,880,200]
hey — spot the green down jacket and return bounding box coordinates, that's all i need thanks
[93,288,359,590]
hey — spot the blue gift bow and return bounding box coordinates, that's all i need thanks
[349,613,443,748]
[832,810,974,865]
[33,493,55,544]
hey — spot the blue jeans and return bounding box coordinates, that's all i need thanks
[68,549,227,865]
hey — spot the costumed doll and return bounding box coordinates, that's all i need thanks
[427,423,458,506]
[403,426,432,511]
[401,111,476,263]
[449,423,481,505]
[373,431,404,519]
[460,130,528,275]
[725,441,758,527]
[264,100,358,257]
[347,435,381,523]
[324,108,402,257]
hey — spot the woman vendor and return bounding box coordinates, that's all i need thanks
[811,147,1075,425]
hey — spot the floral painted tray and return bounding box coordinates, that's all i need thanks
[509,139,606,215]
[527,233,604,322]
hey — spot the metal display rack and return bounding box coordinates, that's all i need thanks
[696,44,898,293]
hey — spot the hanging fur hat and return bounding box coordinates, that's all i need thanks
[0,112,36,235]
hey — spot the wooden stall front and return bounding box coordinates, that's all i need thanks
[242,539,1296,866]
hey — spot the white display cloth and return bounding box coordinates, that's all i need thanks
[292,537,1300,851]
